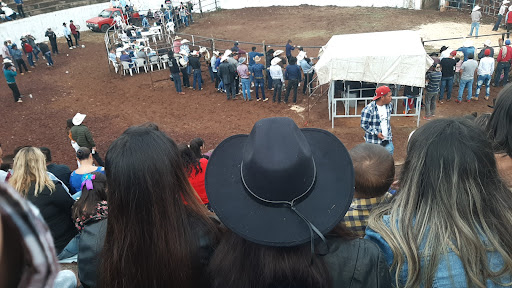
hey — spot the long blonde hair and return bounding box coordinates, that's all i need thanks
[368,118,512,288]
[9,147,55,196]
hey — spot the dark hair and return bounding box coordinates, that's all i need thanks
[189,138,204,159]
[209,224,355,288]
[76,147,91,160]
[39,147,52,163]
[474,113,491,129]
[251,46,256,51]
[66,119,74,129]
[468,53,474,59]
[100,126,218,288]
[487,84,512,157]
[349,143,394,198]
[72,172,107,221]
[178,144,201,176]
[289,56,297,65]
[139,122,160,131]
[287,39,292,44]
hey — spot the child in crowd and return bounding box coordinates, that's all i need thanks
[343,143,394,237]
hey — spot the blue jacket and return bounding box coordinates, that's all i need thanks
[4,68,17,83]
[11,49,22,60]
[248,51,263,66]
[15,0,23,4]
[284,64,302,81]
[251,63,265,79]
[366,216,511,287]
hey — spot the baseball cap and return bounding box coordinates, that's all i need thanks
[485,49,491,56]
[373,86,391,101]
[506,40,511,45]
[450,50,457,56]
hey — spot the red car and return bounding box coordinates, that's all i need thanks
[86,8,140,32]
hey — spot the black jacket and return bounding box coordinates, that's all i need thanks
[322,237,392,288]
[218,62,236,84]
[79,218,107,288]
[38,43,50,54]
[26,181,77,254]
[47,163,72,190]
[189,56,201,69]
[45,30,57,42]
[169,57,181,74]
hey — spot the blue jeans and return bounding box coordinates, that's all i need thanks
[475,74,491,98]
[439,76,454,100]
[254,78,266,100]
[171,72,182,92]
[27,52,34,66]
[208,66,214,82]
[225,82,235,99]
[33,46,40,60]
[45,51,53,66]
[470,22,480,36]
[272,80,283,102]
[494,61,510,86]
[218,80,224,90]
[493,14,503,30]
[183,16,189,27]
[193,69,202,90]
[383,141,394,155]
[241,78,251,100]
[458,78,473,101]
[57,234,79,260]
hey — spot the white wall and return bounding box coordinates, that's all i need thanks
[0,2,112,47]
[218,0,421,10]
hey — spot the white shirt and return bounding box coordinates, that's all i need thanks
[500,4,507,15]
[440,49,451,60]
[269,64,284,82]
[477,56,495,76]
[0,170,7,183]
[377,104,389,139]
[1,45,9,58]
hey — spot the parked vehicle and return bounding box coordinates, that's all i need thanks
[86,8,140,32]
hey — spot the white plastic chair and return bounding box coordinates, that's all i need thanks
[135,58,148,73]
[121,61,134,76]
[110,59,120,74]
[160,54,169,69]
[149,56,161,71]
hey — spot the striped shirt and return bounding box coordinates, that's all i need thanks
[426,71,442,93]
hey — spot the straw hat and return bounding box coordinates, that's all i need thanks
[273,50,284,57]
[271,57,282,65]
[472,5,480,11]
[174,35,182,40]
[213,51,220,56]
[254,55,261,62]
[181,39,190,44]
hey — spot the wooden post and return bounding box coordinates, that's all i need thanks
[198,0,203,16]
[263,41,267,87]
[214,0,218,10]
[211,38,215,54]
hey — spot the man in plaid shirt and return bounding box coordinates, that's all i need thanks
[343,143,394,237]
[360,85,394,154]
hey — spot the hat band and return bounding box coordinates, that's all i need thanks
[240,160,328,258]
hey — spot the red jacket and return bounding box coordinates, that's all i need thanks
[497,46,512,62]
[508,11,512,23]
[188,158,209,204]
[70,23,78,35]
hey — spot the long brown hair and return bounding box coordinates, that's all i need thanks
[208,224,356,288]
[99,126,218,288]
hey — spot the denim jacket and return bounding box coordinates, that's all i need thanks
[365,215,511,287]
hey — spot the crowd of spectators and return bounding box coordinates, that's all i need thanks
[1,76,511,287]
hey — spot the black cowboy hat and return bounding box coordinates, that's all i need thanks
[205,117,354,247]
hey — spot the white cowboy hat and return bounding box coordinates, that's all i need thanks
[221,55,229,62]
[472,5,480,11]
[72,113,86,126]
[273,50,284,57]
[2,58,12,64]
[297,51,307,61]
[484,39,492,46]
[213,51,220,56]
[181,39,190,44]
[254,55,261,62]
[191,50,199,56]
[199,47,207,53]
[179,50,188,56]
[504,0,510,4]
[463,40,473,47]
[223,49,232,56]
[271,57,282,66]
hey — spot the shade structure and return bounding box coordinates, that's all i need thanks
[315,30,434,87]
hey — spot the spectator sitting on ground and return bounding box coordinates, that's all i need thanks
[366,118,512,287]
[72,172,108,288]
[69,147,105,196]
[206,117,392,288]
[39,147,72,190]
[342,143,394,237]
[486,84,512,187]
[99,125,220,287]
[9,147,78,260]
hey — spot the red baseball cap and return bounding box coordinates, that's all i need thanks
[373,86,391,101]
[484,49,491,56]
[450,50,457,56]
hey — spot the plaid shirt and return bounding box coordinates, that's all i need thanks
[343,193,391,237]
[360,101,393,145]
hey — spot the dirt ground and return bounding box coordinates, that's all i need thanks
[0,5,500,168]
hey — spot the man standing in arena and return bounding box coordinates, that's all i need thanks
[45,28,59,54]
[360,85,394,155]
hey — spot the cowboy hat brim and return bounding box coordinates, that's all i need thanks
[205,129,354,247]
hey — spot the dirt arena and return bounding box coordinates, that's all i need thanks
[0,5,500,166]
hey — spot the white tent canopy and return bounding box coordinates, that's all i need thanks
[315,30,434,88]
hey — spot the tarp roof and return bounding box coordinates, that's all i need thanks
[314,30,434,87]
